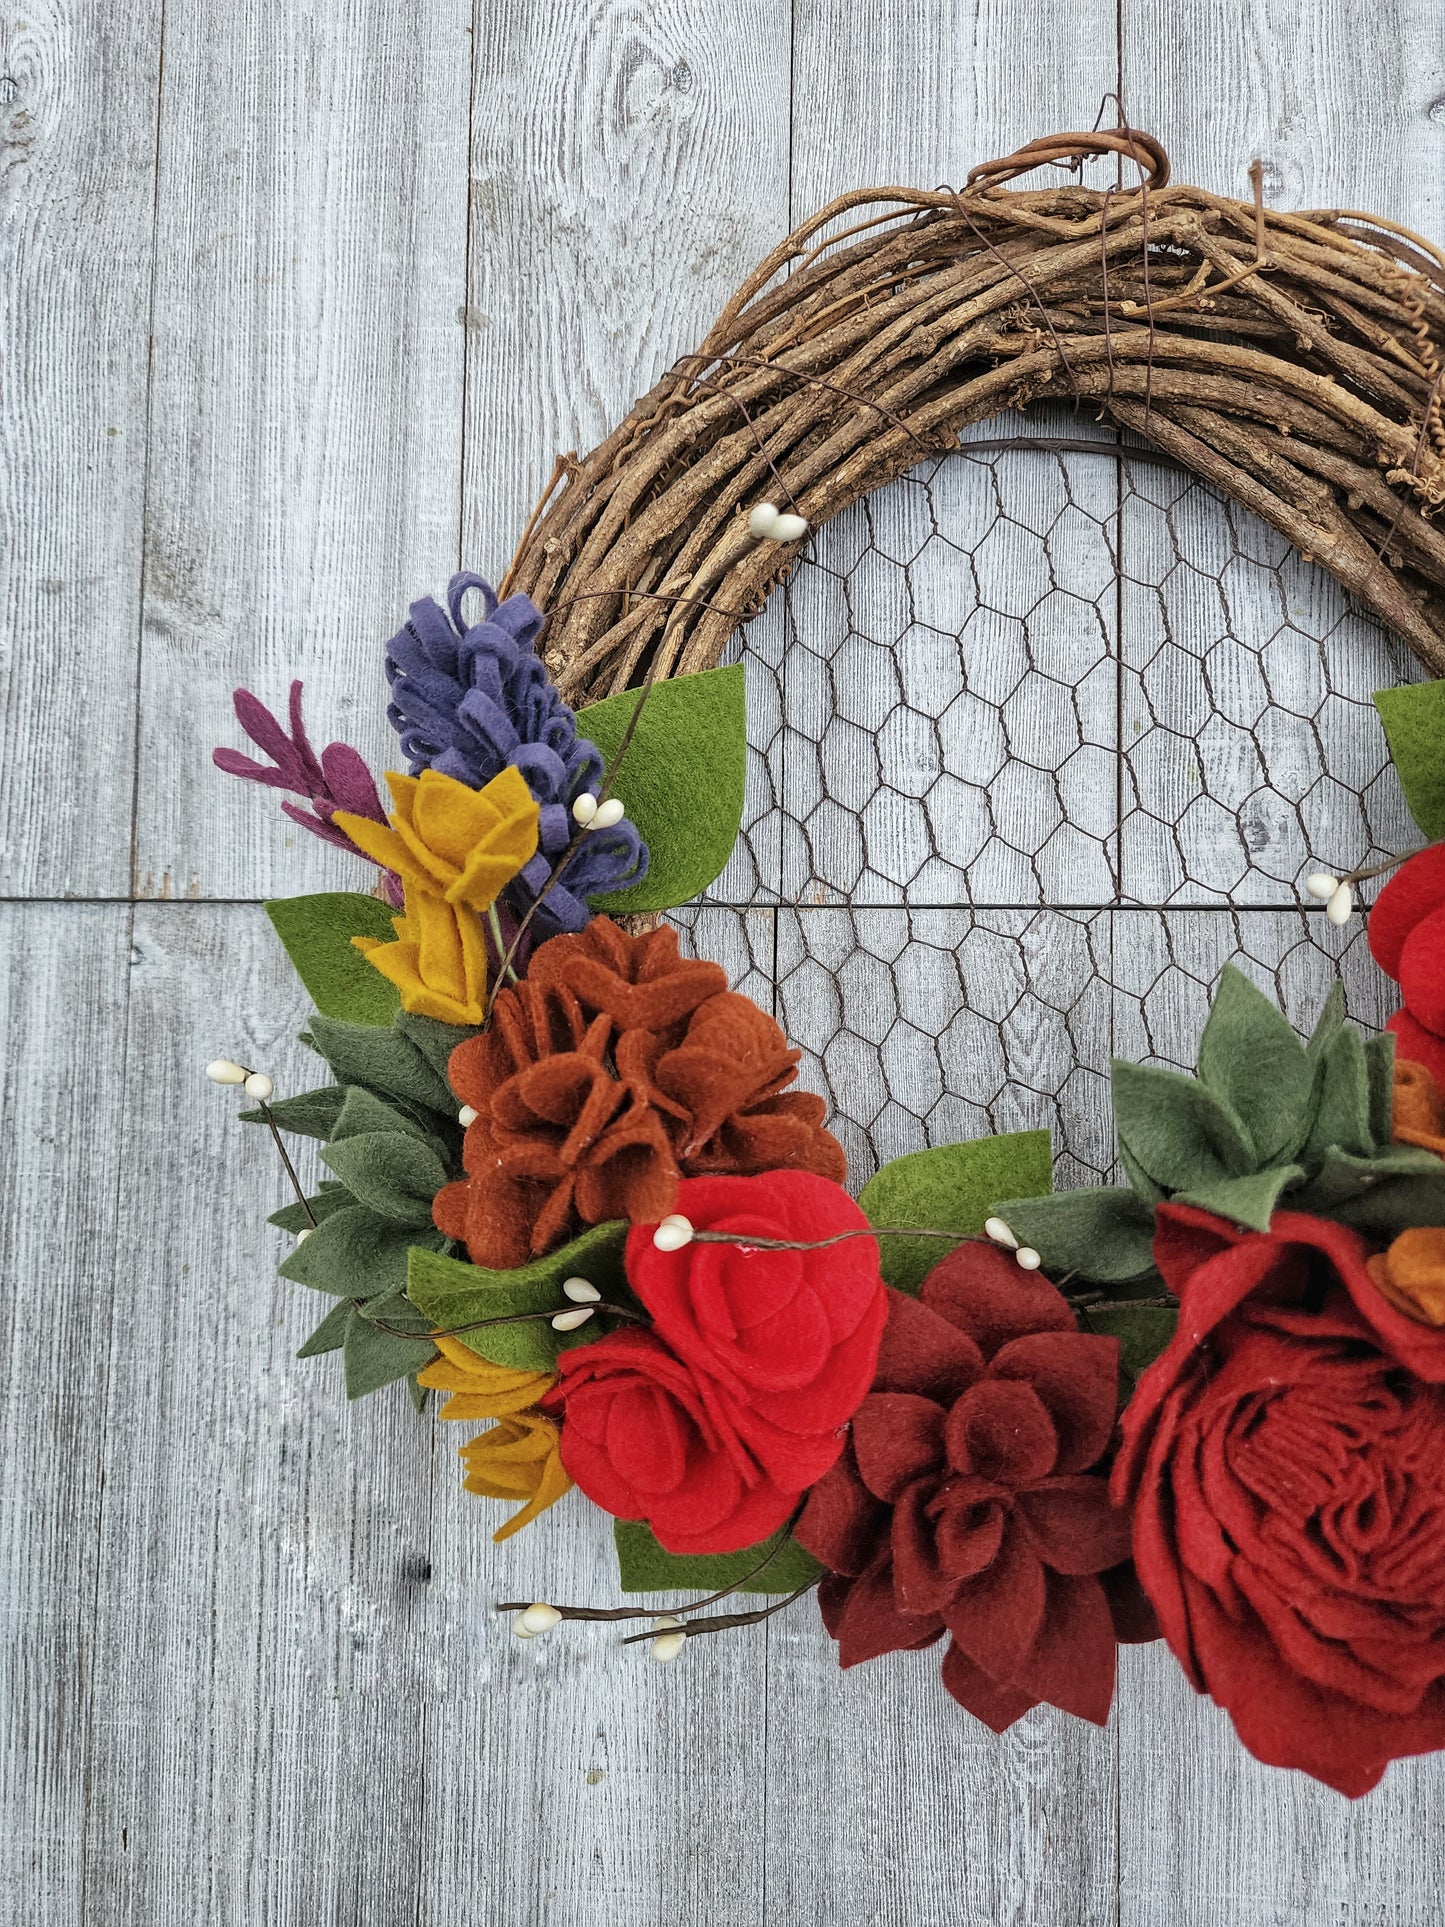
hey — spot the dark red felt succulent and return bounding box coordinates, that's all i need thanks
[1369,842,1445,1087]
[795,1242,1152,1733]
[434,918,846,1267]
[544,1172,888,1554]
[1114,1203,1445,1797]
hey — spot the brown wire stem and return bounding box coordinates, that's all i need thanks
[617,1577,820,1645]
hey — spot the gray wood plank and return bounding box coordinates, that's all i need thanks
[0,907,133,1920]
[0,9,161,895]
[81,905,435,1926]
[131,0,473,903]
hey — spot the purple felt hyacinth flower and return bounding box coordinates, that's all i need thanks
[213,682,403,906]
[384,571,648,934]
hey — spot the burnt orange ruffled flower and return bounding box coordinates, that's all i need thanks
[416,1335,570,1540]
[433,917,847,1267]
[334,765,539,1026]
[1392,1056,1445,1159]
[1367,1229,1445,1328]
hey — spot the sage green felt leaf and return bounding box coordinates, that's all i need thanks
[859,1130,1053,1295]
[394,1010,476,1090]
[279,1204,444,1299]
[331,1083,432,1147]
[1375,680,1445,840]
[1365,1031,1398,1149]
[1112,1061,1255,1190]
[1332,1169,1445,1237]
[1119,1143,1167,1207]
[407,1373,429,1415]
[613,1521,823,1597]
[320,1132,448,1226]
[1306,982,1347,1061]
[269,1181,353,1233]
[1196,965,1316,1165]
[1085,1304,1177,1381]
[577,665,746,914]
[1304,1027,1375,1162]
[296,1298,352,1358]
[306,1013,455,1117]
[1302,1143,1445,1222]
[1176,1165,1304,1233]
[343,1291,437,1398]
[241,1085,347,1140]
[992,1187,1159,1284]
[266,892,402,1025]
[406,1222,631,1372]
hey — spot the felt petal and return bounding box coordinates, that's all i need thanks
[850,1394,947,1502]
[944,1379,1058,1483]
[1368,841,1445,980]
[832,1554,946,1667]
[794,1449,887,1578]
[920,1241,1075,1358]
[1017,1570,1118,1725]
[1399,904,1445,1037]
[990,1331,1120,1474]
[940,1641,1041,1733]
[872,1288,986,1402]
[1015,1477,1133,1575]
[945,1527,1047,1679]
[1387,1009,1445,1089]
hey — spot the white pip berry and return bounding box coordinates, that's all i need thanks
[1015,1247,1043,1271]
[983,1216,1019,1250]
[652,1213,694,1252]
[551,1306,595,1332]
[1326,881,1355,926]
[572,792,599,826]
[458,1105,479,1128]
[242,1071,274,1102]
[206,1059,247,1085]
[748,501,809,542]
[1305,871,1340,902]
[593,797,626,830]
[651,1624,687,1663]
[563,1276,602,1303]
[518,1602,561,1636]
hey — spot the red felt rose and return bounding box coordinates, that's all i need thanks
[547,1172,888,1554]
[796,1243,1151,1733]
[1114,1203,1445,1796]
[1369,844,1445,1086]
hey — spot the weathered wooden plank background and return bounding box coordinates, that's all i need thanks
[4,1,1445,1922]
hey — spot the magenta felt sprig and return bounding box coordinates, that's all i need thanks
[213,681,403,905]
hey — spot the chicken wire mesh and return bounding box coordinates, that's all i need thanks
[671,418,1422,1188]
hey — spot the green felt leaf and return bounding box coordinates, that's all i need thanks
[613,1521,823,1597]
[1113,1060,1256,1191]
[241,1085,347,1140]
[394,1010,476,1090]
[1119,1143,1167,1207]
[996,1187,1158,1284]
[1365,1031,1398,1150]
[331,1083,432,1146]
[320,1132,448,1226]
[279,1204,444,1298]
[1302,1144,1445,1224]
[1305,1027,1375,1162]
[1196,965,1315,1166]
[1332,1168,1445,1237]
[1375,680,1445,840]
[306,1013,455,1118]
[858,1130,1053,1295]
[268,1181,352,1233]
[1085,1304,1177,1381]
[407,1373,429,1414]
[1306,982,1347,1061]
[266,892,402,1025]
[406,1222,630,1372]
[577,665,746,914]
[296,1298,352,1359]
[343,1290,437,1398]
[1176,1165,1304,1234]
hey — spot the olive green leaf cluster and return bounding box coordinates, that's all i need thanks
[994,965,1445,1290]
[244,1009,476,1403]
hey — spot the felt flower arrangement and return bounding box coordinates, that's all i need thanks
[211,569,1445,1800]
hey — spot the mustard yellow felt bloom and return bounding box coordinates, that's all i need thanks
[334,765,539,1026]
[417,1335,571,1541]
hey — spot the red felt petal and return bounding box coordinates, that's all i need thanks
[1017,1570,1118,1725]
[921,1241,1075,1358]
[850,1394,947,1502]
[1100,1561,1160,1645]
[939,1641,1040,1734]
[1388,1008,1445,1088]
[945,1526,1047,1679]
[1399,904,1445,1036]
[793,1449,887,1577]
[945,1379,1058,1484]
[990,1331,1120,1475]
[1015,1476,1134,1575]
[891,1478,961,1614]
[1369,842,1445,981]
[872,1288,986,1402]
[833,1553,946,1667]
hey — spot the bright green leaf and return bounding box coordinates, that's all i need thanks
[1375,680,1445,841]
[266,892,402,1025]
[577,665,746,914]
[406,1222,631,1372]
[859,1130,1053,1294]
[1112,1060,1255,1191]
[320,1132,448,1226]
[613,1521,822,1597]
[1196,965,1315,1166]
[996,1187,1158,1284]
[1085,1304,1177,1381]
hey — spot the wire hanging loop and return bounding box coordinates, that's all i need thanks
[964,127,1172,193]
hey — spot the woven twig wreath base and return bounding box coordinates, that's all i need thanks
[501,128,1445,703]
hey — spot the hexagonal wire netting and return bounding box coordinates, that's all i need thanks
[670,415,1424,1192]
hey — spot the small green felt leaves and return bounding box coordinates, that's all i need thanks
[265,892,402,1025]
[406,1222,631,1372]
[1113,1060,1255,1191]
[859,1130,1053,1294]
[995,1187,1159,1283]
[613,1521,823,1596]
[1375,680,1445,840]
[306,1012,458,1118]
[1084,1304,1177,1380]
[241,1086,347,1140]
[1197,966,1316,1166]
[320,1133,448,1226]
[577,665,746,914]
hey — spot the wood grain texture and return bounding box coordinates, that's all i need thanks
[130,0,473,903]
[0,4,161,894]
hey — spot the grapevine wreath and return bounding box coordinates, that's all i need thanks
[210,131,1445,1799]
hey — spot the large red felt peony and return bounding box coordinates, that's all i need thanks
[546,1172,887,1554]
[1114,1203,1445,1796]
[796,1244,1152,1732]
[1369,842,1445,1086]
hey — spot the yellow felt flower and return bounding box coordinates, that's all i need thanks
[417,1335,571,1541]
[334,765,539,1027]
